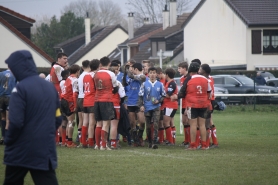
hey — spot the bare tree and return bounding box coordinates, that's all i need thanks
[61,0,127,28]
[127,0,192,27]
[31,14,51,34]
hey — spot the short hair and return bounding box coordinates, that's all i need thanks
[57,52,67,60]
[201,64,211,74]
[178,62,188,70]
[142,60,150,64]
[132,63,143,71]
[112,60,121,66]
[148,67,157,73]
[165,68,176,79]
[156,67,163,74]
[110,62,119,67]
[191,59,201,65]
[82,60,90,68]
[51,62,56,67]
[188,62,200,73]
[69,64,81,74]
[61,70,70,79]
[100,56,110,66]
[90,59,100,71]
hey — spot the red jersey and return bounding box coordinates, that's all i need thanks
[60,74,78,107]
[83,72,96,107]
[112,81,126,108]
[180,75,187,108]
[50,64,64,96]
[94,69,117,102]
[163,80,178,109]
[186,74,211,108]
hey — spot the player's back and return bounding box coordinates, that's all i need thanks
[186,74,210,108]
[83,72,96,107]
[94,69,113,102]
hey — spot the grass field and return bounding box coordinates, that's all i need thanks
[1,105,278,185]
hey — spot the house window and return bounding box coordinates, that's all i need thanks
[263,30,278,53]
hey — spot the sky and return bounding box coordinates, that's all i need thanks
[0,0,200,20]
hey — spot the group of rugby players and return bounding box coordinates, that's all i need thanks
[48,52,220,150]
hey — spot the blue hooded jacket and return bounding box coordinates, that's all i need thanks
[0,70,17,97]
[4,50,62,170]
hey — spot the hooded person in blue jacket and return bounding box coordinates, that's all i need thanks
[3,50,62,185]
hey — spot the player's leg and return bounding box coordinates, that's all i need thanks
[145,111,152,147]
[169,109,177,145]
[88,107,96,148]
[61,116,68,146]
[198,108,208,150]
[67,112,76,148]
[163,108,174,145]
[151,108,160,149]
[81,109,89,148]
[187,107,197,150]
[128,107,138,146]
[210,115,219,148]
[137,110,145,146]
[110,108,120,149]
[181,108,190,146]
[77,98,84,144]
[158,110,164,144]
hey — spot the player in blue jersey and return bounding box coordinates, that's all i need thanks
[126,62,146,146]
[139,67,166,149]
[0,69,17,144]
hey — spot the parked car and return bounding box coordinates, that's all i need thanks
[214,86,229,103]
[266,78,278,87]
[212,75,278,104]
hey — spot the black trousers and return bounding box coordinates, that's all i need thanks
[4,165,58,185]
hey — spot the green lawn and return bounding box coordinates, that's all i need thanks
[1,105,278,185]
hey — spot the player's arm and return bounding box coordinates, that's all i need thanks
[178,76,191,99]
[72,79,79,109]
[54,66,63,82]
[157,83,166,104]
[207,80,212,99]
[138,82,145,111]
[4,85,25,145]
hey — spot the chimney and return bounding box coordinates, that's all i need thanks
[85,12,90,45]
[169,0,177,27]
[144,18,150,25]
[163,4,169,30]
[128,12,134,40]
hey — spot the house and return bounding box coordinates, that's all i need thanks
[54,17,128,66]
[108,13,163,65]
[0,6,53,68]
[183,0,278,70]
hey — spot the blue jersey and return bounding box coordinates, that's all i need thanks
[139,80,166,112]
[0,70,17,97]
[126,74,147,106]
[116,72,124,83]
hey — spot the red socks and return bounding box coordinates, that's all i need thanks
[211,126,218,145]
[165,127,173,144]
[88,138,94,147]
[81,126,88,146]
[95,127,102,147]
[185,126,191,143]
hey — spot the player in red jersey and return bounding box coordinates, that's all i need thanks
[81,60,100,148]
[199,64,219,148]
[162,68,178,145]
[50,53,68,97]
[110,62,126,149]
[184,62,211,150]
[94,57,118,150]
[177,62,190,147]
[156,67,167,143]
[60,64,80,148]
[59,70,70,146]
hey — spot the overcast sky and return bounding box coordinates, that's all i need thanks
[0,0,200,20]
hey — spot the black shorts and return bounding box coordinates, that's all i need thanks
[0,96,10,112]
[84,106,94,113]
[94,102,114,121]
[60,99,74,117]
[186,107,208,119]
[127,106,140,113]
[77,98,84,112]
[163,108,177,118]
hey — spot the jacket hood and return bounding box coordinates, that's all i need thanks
[5,50,37,81]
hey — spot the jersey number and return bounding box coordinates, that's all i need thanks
[84,82,90,93]
[196,85,202,94]
[97,80,103,89]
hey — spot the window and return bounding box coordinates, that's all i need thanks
[225,77,238,85]
[263,30,278,53]
[213,77,224,84]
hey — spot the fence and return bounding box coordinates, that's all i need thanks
[179,93,278,134]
